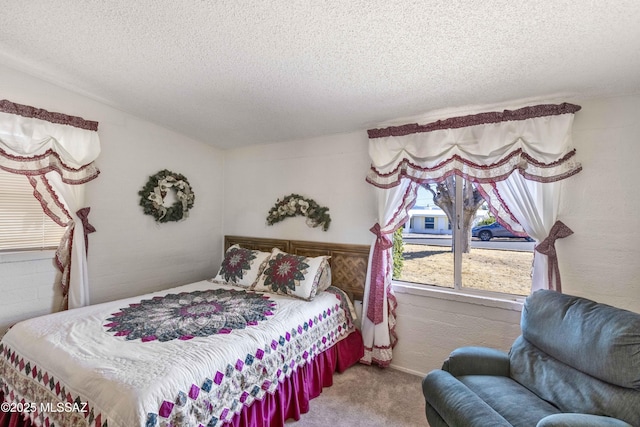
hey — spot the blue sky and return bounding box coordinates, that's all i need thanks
[415,186,435,208]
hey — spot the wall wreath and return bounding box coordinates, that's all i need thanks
[266,193,331,231]
[139,169,195,223]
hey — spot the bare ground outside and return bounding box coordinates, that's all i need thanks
[399,243,533,295]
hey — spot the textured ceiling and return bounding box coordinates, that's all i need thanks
[1,1,640,149]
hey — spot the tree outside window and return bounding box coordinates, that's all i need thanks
[395,176,533,296]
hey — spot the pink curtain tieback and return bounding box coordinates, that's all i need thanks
[367,223,394,324]
[535,220,573,292]
[76,207,96,255]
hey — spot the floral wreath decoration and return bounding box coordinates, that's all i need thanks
[266,193,331,231]
[139,169,195,223]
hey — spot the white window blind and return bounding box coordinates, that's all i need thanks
[0,169,66,251]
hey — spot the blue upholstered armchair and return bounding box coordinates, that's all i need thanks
[422,290,640,427]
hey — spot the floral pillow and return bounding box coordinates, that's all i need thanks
[254,248,330,301]
[213,245,271,288]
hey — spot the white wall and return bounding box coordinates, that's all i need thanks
[0,64,225,333]
[223,131,377,244]
[86,107,224,304]
[223,94,640,375]
[559,95,640,311]
[392,290,523,374]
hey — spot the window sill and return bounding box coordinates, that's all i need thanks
[392,281,524,312]
[0,249,56,264]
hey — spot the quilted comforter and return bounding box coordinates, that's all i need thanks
[0,280,358,427]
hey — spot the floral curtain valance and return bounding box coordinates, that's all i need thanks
[0,99,101,310]
[366,103,582,188]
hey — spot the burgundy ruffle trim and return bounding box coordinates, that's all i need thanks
[367,102,581,139]
[0,100,98,131]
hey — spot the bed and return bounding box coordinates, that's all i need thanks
[0,236,369,427]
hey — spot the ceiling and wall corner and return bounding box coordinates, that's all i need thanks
[1,1,639,150]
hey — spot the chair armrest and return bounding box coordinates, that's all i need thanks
[422,370,512,427]
[443,346,510,377]
[537,414,633,427]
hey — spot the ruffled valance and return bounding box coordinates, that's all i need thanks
[366,103,582,188]
[0,100,100,183]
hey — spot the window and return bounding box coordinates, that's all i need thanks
[0,169,66,251]
[424,217,435,229]
[398,176,533,296]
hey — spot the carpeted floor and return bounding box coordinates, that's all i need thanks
[286,363,427,426]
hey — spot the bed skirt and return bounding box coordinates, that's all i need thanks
[1,329,363,427]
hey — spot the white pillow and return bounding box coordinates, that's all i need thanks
[213,244,271,288]
[254,248,329,301]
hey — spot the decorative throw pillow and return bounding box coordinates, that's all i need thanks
[254,248,330,301]
[213,245,271,288]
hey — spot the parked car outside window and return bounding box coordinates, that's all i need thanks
[471,222,533,241]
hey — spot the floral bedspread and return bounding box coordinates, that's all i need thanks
[0,281,356,427]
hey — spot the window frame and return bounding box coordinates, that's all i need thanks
[0,248,57,263]
[395,175,532,299]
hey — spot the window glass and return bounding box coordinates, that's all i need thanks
[398,178,533,295]
[0,169,66,251]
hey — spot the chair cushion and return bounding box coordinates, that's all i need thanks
[521,290,640,390]
[458,375,560,427]
[509,336,640,427]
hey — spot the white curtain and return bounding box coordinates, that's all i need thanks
[364,103,582,366]
[0,100,101,309]
[478,177,571,292]
[360,180,418,366]
[46,172,96,307]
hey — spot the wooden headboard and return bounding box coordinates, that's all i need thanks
[224,235,370,302]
